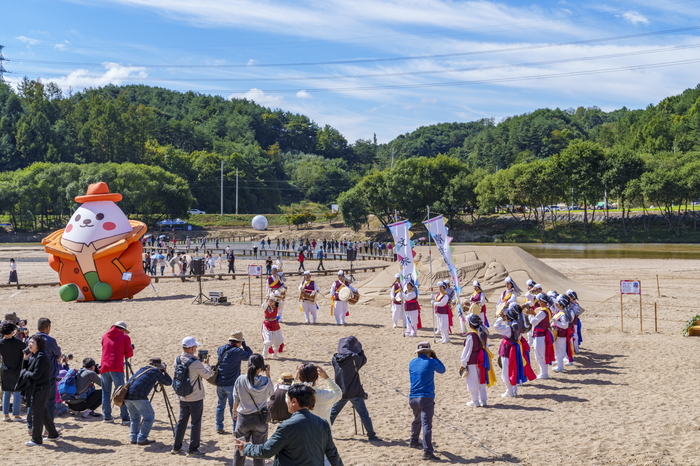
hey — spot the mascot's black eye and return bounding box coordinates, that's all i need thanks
[75,214,81,221]
[96,213,105,221]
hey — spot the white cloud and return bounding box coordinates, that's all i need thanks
[55,44,67,51]
[296,90,312,99]
[38,63,148,89]
[622,11,650,25]
[16,36,40,45]
[246,59,256,66]
[229,88,284,106]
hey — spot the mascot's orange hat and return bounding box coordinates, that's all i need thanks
[74,182,123,203]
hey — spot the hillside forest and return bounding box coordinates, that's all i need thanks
[0,79,699,234]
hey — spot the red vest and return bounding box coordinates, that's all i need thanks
[268,275,282,289]
[302,281,315,292]
[392,283,402,303]
[263,304,280,331]
[466,332,483,365]
[333,280,346,300]
[533,308,551,337]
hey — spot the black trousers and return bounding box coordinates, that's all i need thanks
[30,385,59,444]
[173,399,203,452]
[68,390,102,412]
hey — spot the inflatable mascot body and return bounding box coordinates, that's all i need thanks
[42,182,151,301]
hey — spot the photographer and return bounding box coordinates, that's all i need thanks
[408,342,445,462]
[232,354,273,466]
[3,313,28,341]
[65,358,102,418]
[295,363,341,433]
[215,331,252,435]
[329,336,378,442]
[124,358,173,445]
[100,321,133,424]
[171,337,213,457]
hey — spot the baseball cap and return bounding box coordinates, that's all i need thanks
[182,336,201,348]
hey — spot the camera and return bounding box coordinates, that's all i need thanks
[62,354,73,361]
[94,364,101,374]
[22,348,30,355]
[198,350,208,362]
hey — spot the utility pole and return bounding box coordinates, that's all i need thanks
[235,168,239,215]
[220,160,224,216]
[0,46,10,84]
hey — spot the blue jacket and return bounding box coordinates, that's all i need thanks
[242,408,343,466]
[409,354,445,398]
[124,366,173,400]
[216,342,253,387]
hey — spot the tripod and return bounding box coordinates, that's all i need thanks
[150,382,176,435]
[125,359,134,379]
[191,275,208,305]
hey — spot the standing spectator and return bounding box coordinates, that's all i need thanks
[169,254,179,275]
[7,258,18,284]
[235,384,343,466]
[253,245,258,259]
[267,238,271,249]
[215,238,219,249]
[228,254,236,274]
[124,358,173,445]
[185,236,191,250]
[33,318,61,424]
[265,257,273,276]
[0,322,25,422]
[171,337,213,457]
[215,331,253,435]
[233,354,274,466]
[22,335,61,446]
[408,342,445,461]
[275,256,284,273]
[226,245,231,258]
[317,248,325,271]
[298,251,305,272]
[291,240,296,251]
[268,372,294,423]
[100,321,133,423]
[276,239,281,250]
[158,255,167,276]
[330,336,378,441]
[260,239,266,250]
[64,358,102,418]
[295,364,341,432]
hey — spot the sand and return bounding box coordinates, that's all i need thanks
[2,252,700,466]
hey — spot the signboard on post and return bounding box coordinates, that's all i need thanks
[248,265,262,277]
[620,280,641,294]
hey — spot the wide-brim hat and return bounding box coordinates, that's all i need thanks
[4,312,18,323]
[228,331,244,342]
[278,372,294,383]
[74,182,122,203]
[114,321,130,334]
[415,341,432,354]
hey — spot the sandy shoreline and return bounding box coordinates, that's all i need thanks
[1,253,699,465]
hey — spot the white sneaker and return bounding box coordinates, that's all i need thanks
[501,392,514,398]
[465,401,476,407]
[392,324,397,328]
[271,353,279,359]
[537,374,549,379]
[553,368,563,373]
[565,362,574,366]
[479,401,488,407]
[26,440,42,446]
[82,409,93,418]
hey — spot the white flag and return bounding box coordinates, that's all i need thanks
[388,220,414,281]
[423,215,464,313]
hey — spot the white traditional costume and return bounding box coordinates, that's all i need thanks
[330,271,356,325]
[433,282,451,344]
[389,274,405,328]
[298,271,318,324]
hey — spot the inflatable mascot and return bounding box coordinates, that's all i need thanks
[42,182,151,301]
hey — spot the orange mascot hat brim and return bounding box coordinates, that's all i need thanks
[74,182,123,203]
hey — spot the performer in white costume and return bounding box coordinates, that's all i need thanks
[389,274,405,328]
[298,271,318,324]
[330,270,357,325]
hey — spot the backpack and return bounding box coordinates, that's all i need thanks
[172,356,198,397]
[58,369,80,401]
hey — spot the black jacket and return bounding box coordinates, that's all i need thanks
[0,337,26,391]
[17,350,51,394]
[331,351,367,400]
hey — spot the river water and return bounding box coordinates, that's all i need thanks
[462,243,700,260]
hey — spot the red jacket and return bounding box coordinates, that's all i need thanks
[100,327,134,373]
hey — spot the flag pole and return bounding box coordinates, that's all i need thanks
[427,206,436,343]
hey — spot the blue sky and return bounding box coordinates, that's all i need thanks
[4,0,700,143]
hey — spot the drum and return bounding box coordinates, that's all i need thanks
[496,302,507,314]
[337,287,352,302]
[271,287,287,301]
[348,291,360,305]
[299,289,316,302]
[468,302,481,315]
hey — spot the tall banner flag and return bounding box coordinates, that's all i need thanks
[423,215,464,316]
[388,220,415,282]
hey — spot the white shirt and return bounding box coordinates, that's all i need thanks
[402,289,417,301]
[432,292,449,307]
[493,317,512,338]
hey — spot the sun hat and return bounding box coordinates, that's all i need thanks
[114,321,130,334]
[415,341,432,354]
[228,331,244,342]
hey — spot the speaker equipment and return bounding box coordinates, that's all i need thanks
[346,249,357,261]
[191,258,205,275]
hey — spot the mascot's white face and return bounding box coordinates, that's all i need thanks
[62,201,132,245]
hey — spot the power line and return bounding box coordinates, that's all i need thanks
[15,25,700,69]
[17,42,700,83]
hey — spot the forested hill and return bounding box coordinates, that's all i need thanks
[0,80,699,219]
[376,84,700,171]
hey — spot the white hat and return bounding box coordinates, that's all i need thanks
[473,280,481,287]
[394,273,401,279]
[526,279,535,286]
[271,265,278,269]
[338,270,344,275]
[114,321,130,334]
[437,281,446,288]
[182,336,201,348]
[303,271,310,275]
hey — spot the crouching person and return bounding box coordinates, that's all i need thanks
[65,358,103,418]
[124,358,173,445]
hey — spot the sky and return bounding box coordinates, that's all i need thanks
[3,0,700,144]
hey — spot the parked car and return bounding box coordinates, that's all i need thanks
[188,209,206,214]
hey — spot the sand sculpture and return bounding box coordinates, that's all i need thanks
[356,245,608,304]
